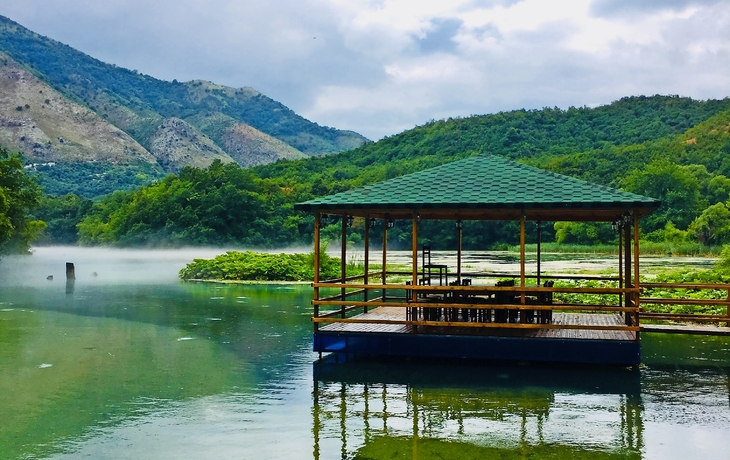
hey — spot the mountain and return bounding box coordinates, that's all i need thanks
[0,15,368,196]
[62,94,730,248]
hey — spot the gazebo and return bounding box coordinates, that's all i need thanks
[294,154,660,365]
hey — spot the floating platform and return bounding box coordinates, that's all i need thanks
[314,307,640,366]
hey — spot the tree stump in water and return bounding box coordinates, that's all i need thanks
[66,262,75,280]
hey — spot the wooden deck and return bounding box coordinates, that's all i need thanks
[319,307,636,341]
[641,323,730,336]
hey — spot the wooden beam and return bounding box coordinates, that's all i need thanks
[314,212,321,331]
[624,218,632,325]
[312,316,640,332]
[536,221,541,287]
[364,214,370,308]
[412,213,418,302]
[341,214,347,318]
[457,220,462,284]
[633,212,640,329]
[618,225,623,309]
[314,299,639,312]
[520,212,526,304]
[382,218,388,301]
[312,282,639,294]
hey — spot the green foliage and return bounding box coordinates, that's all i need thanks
[620,159,704,232]
[687,202,730,245]
[179,250,340,281]
[77,160,304,247]
[29,161,165,198]
[643,222,688,244]
[0,148,45,254]
[554,222,614,245]
[29,193,93,244]
[715,244,730,269]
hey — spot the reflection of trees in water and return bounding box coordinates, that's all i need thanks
[312,374,644,460]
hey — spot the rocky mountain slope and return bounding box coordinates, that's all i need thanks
[0,15,367,196]
[0,53,156,166]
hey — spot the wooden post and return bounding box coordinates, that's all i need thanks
[624,218,632,326]
[618,226,623,309]
[364,214,370,309]
[412,213,418,302]
[520,213,526,305]
[65,262,75,279]
[382,218,388,301]
[314,212,321,331]
[457,220,462,285]
[341,215,347,318]
[536,221,541,287]
[634,212,641,331]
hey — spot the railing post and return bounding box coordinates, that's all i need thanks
[341,214,347,318]
[633,212,641,331]
[624,218,632,326]
[314,212,321,331]
[364,214,370,311]
[382,218,388,301]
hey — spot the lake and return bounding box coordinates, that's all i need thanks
[1,247,729,459]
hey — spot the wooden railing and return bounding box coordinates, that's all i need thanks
[312,274,641,333]
[639,282,730,325]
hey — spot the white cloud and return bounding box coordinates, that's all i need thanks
[0,0,728,140]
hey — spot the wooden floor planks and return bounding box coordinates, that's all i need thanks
[319,307,636,341]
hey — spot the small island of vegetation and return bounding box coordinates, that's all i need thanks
[179,250,341,282]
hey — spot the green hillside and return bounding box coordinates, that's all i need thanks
[254,95,730,192]
[45,95,730,249]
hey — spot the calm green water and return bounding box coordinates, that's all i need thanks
[1,247,729,459]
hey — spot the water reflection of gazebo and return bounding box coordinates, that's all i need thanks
[295,154,660,365]
[312,359,643,459]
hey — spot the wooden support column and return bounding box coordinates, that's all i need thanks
[314,212,321,331]
[364,214,370,309]
[618,225,623,309]
[341,215,347,318]
[412,213,418,302]
[520,212,526,304]
[634,212,641,331]
[536,221,541,287]
[624,218,632,326]
[457,220,462,284]
[382,218,388,301]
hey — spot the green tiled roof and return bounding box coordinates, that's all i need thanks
[294,154,659,212]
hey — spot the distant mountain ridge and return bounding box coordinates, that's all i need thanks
[0,15,368,196]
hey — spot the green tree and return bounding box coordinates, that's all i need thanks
[554,222,615,245]
[688,203,730,245]
[31,193,93,244]
[621,160,703,233]
[0,148,45,254]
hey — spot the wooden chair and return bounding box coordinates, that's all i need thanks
[538,280,554,324]
[494,279,515,323]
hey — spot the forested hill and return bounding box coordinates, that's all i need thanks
[254,95,730,193]
[47,94,730,250]
[0,15,367,197]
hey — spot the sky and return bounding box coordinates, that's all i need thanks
[1,0,729,140]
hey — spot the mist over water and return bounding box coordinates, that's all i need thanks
[0,246,317,287]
